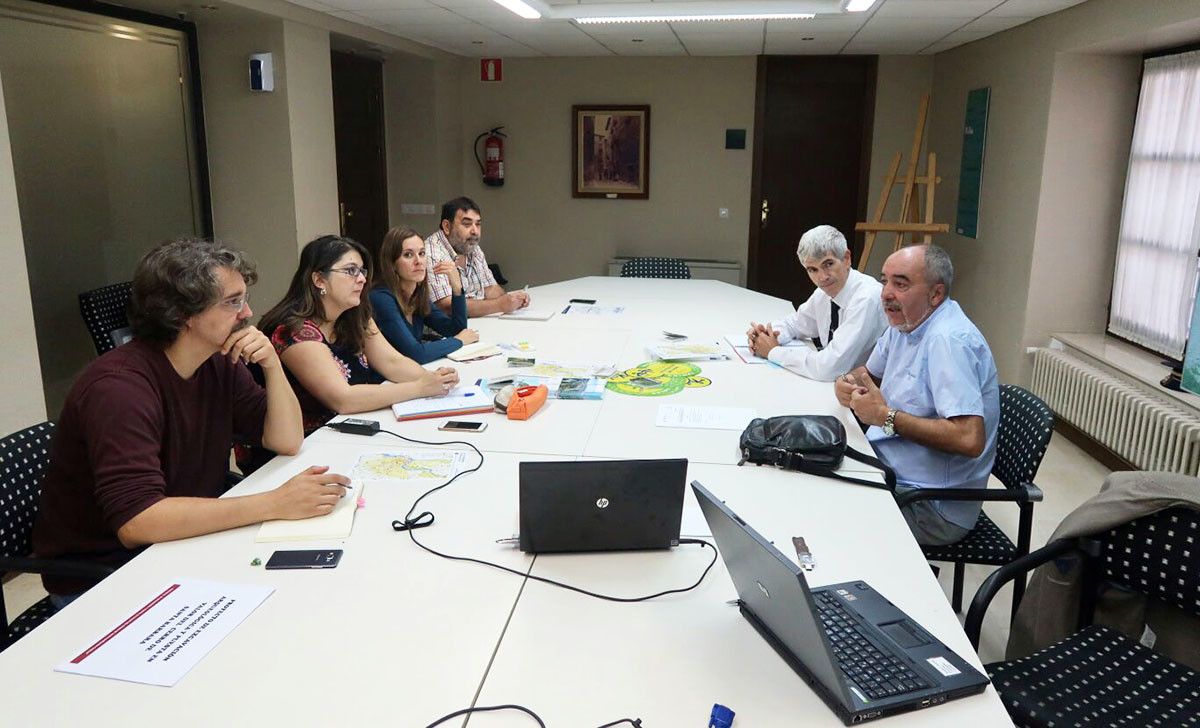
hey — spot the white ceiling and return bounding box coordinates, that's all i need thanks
[289,0,1090,57]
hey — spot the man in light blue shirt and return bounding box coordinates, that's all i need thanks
[835,244,999,545]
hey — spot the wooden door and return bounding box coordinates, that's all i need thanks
[748,56,876,306]
[331,51,389,265]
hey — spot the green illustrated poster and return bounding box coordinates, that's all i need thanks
[1181,283,1200,396]
[606,361,711,397]
[956,87,990,239]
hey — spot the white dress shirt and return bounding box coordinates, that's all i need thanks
[766,267,887,381]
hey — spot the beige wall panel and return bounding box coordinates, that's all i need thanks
[1023,53,1141,365]
[197,15,298,316]
[283,20,339,247]
[0,70,46,432]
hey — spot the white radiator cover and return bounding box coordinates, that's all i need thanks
[1030,348,1200,474]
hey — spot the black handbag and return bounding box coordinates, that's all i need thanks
[737,415,896,490]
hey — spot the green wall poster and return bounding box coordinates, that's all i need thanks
[1182,282,1200,396]
[956,87,990,239]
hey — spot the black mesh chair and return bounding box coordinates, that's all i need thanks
[965,506,1200,727]
[619,257,691,279]
[895,384,1054,614]
[0,422,113,650]
[487,263,509,286]
[78,281,133,356]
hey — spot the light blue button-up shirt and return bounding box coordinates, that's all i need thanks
[865,300,999,530]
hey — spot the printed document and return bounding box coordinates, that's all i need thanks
[55,579,273,686]
[655,405,757,431]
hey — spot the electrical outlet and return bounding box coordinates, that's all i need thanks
[719,207,730,219]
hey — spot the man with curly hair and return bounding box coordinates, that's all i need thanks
[34,238,350,606]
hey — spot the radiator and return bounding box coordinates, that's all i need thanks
[1030,348,1200,474]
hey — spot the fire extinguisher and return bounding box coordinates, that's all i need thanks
[474,126,506,187]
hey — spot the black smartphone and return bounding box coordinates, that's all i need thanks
[265,549,343,570]
[569,298,596,305]
[438,420,487,432]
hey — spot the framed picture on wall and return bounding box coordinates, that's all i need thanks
[572,105,650,199]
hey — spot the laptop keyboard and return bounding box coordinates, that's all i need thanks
[812,591,932,701]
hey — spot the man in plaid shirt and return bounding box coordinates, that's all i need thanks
[425,197,530,316]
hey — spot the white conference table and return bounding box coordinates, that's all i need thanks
[0,277,1007,726]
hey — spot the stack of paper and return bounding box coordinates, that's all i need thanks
[723,333,806,365]
[649,341,729,361]
[391,383,494,421]
[499,307,556,321]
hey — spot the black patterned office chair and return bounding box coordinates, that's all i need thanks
[0,422,113,650]
[895,384,1054,615]
[619,257,691,279]
[966,505,1200,727]
[78,281,133,356]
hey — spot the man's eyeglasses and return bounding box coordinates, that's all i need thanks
[219,293,250,312]
[327,265,368,279]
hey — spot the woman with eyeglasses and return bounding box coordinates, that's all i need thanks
[259,234,459,433]
[369,226,480,365]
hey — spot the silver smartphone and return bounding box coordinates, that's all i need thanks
[438,420,487,432]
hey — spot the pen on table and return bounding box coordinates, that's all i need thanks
[562,305,571,314]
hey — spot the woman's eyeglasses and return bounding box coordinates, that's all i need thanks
[327,265,368,279]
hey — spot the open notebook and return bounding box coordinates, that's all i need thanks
[255,484,364,542]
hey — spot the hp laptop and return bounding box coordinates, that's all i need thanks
[518,459,687,553]
[692,481,988,725]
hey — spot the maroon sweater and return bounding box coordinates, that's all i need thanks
[33,340,267,595]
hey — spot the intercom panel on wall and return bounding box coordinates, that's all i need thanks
[249,52,274,92]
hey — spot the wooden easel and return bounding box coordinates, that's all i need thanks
[855,94,948,271]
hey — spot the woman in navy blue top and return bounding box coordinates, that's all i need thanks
[370,226,479,364]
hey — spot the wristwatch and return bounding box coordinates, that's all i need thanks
[882,408,899,437]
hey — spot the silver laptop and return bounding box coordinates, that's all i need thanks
[692,481,988,725]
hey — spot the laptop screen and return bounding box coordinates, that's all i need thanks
[518,459,687,553]
[692,480,851,706]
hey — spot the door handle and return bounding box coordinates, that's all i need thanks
[761,198,769,228]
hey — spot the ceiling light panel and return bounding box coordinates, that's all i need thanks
[575,13,813,23]
[490,0,542,19]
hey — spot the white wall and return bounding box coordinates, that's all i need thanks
[0,70,47,432]
[927,0,1200,383]
[453,56,758,289]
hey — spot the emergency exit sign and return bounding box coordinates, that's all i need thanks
[481,59,503,83]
